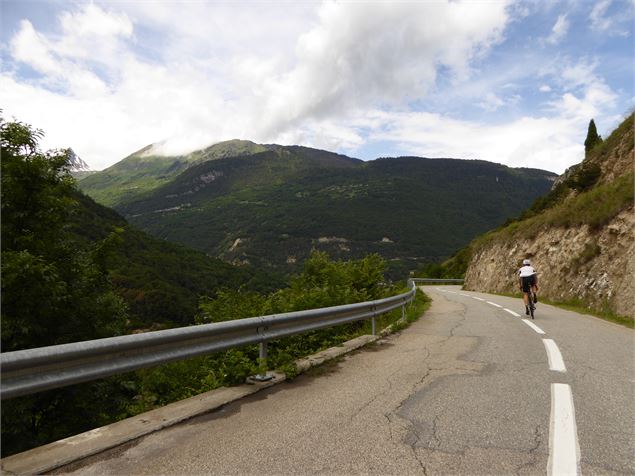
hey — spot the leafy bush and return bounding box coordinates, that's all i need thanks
[565,162,602,192]
[126,252,397,416]
[415,245,473,279]
[518,182,570,220]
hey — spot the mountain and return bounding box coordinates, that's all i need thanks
[461,114,634,322]
[67,148,96,179]
[67,148,89,170]
[79,143,557,275]
[79,139,269,206]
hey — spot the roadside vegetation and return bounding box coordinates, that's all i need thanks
[131,265,429,413]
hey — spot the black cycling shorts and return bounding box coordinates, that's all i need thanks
[521,275,536,293]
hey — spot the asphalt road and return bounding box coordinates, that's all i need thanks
[62,286,634,475]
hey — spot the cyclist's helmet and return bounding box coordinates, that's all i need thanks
[523,259,531,265]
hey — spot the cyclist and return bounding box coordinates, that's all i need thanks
[518,259,538,315]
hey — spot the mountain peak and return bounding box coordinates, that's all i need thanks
[67,148,91,172]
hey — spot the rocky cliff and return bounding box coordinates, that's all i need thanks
[463,114,634,319]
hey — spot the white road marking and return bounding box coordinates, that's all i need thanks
[486,301,502,308]
[548,383,580,476]
[446,291,457,294]
[472,297,485,301]
[459,293,471,297]
[522,319,545,334]
[504,308,521,317]
[543,339,567,372]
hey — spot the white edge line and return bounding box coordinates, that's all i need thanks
[486,301,502,308]
[548,383,581,476]
[522,319,545,334]
[543,339,567,372]
[472,297,485,301]
[504,308,521,317]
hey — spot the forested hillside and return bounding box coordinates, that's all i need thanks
[70,192,283,329]
[80,144,556,275]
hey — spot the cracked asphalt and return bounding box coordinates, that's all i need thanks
[61,286,634,475]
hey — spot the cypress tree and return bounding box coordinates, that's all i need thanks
[584,119,602,155]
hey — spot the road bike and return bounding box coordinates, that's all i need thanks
[528,292,536,319]
[524,290,537,319]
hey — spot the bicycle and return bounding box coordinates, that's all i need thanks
[527,291,536,319]
[521,286,538,319]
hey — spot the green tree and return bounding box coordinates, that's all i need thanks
[1,118,130,456]
[584,119,602,155]
[1,118,127,350]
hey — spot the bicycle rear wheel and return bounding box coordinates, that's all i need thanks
[529,302,535,319]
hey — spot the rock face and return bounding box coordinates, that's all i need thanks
[464,209,634,317]
[464,114,634,318]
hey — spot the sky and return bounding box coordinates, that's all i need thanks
[1,0,633,173]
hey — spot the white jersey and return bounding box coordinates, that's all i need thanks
[518,265,536,277]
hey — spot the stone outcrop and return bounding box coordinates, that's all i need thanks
[464,209,634,317]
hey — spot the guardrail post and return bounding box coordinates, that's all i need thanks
[401,303,405,322]
[253,341,273,382]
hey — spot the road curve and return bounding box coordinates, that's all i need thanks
[60,286,634,475]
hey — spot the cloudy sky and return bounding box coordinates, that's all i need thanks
[1,0,633,173]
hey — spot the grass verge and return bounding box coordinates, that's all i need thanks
[485,290,633,329]
[361,288,431,335]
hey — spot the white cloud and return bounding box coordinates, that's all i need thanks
[546,14,570,44]
[476,92,506,112]
[560,59,599,89]
[553,58,618,118]
[56,3,133,61]
[11,20,60,76]
[353,56,621,174]
[589,0,632,36]
[8,3,133,98]
[362,109,585,174]
[590,0,613,31]
[1,0,628,177]
[250,1,510,138]
[2,1,512,168]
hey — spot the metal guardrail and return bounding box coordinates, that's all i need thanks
[1,282,418,400]
[410,278,464,284]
